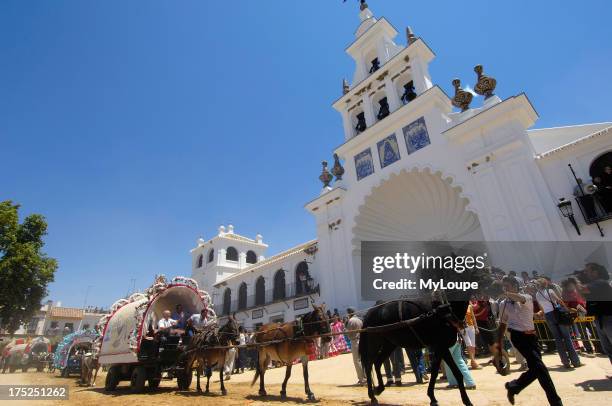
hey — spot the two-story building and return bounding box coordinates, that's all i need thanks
[191,226,320,327]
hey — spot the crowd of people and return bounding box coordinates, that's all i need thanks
[149,262,611,405]
[340,262,611,406]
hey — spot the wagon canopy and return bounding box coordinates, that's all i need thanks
[53,330,99,369]
[98,275,214,365]
[26,337,51,354]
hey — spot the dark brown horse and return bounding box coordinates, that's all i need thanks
[359,267,494,406]
[181,316,240,395]
[251,303,330,401]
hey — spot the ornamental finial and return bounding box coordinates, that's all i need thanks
[319,161,333,188]
[342,78,350,95]
[332,154,345,181]
[343,0,368,11]
[451,78,473,112]
[406,26,417,45]
[473,65,497,99]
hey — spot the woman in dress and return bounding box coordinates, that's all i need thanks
[330,316,348,355]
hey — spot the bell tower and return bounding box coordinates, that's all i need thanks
[336,2,435,142]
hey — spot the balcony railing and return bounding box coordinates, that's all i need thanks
[216,281,320,316]
[575,194,612,225]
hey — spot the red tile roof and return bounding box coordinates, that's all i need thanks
[48,307,84,319]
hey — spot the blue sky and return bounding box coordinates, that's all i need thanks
[1,1,611,308]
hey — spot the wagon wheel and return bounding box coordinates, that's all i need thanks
[130,366,147,393]
[177,369,192,391]
[149,371,162,390]
[104,365,121,391]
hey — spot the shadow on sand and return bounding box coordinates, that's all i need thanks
[245,393,321,403]
[574,379,612,392]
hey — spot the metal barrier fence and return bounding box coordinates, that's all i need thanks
[534,316,601,353]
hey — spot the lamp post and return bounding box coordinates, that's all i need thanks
[557,198,581,235]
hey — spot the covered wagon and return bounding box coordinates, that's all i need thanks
[1,337,52,373]
[53,329,99,377]
[98,275,215,393]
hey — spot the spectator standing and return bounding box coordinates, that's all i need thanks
[535,279,581,368]
[462,302,480,369]
[346,307,366,385]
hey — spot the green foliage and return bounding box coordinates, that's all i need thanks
[0,200,57,334]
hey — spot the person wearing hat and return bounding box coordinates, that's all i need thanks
[346,307,366,385]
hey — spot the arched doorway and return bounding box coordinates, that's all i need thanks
[273,270,286,301]
[255,277,266,306]
[295,261,310,294]
[349,168,483,306]
[222,288,231,315]
[589,151,612,214]
[238,282,247,310]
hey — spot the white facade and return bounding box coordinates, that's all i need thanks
[192,5,612,326]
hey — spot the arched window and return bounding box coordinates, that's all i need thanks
[273,269,286,301]
[255,277,266,306]
[246,250,257,264]
[238,282,247,310]
[295,261,310,294]
[207,248,214,263]
[226,246,238,261]
[222,288,231,315]
[197,254,203,268]
[589,151,612,215]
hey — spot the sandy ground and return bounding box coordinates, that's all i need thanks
[1,353,610,405]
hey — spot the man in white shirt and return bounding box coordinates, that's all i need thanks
[157,310,177,333]
[497,276,562,406]
[189,308,212,330]
[346,307,366,385]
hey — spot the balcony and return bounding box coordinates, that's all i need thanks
[216,281,320,316]
[575,194,612,225]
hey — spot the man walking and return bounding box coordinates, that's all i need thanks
[497,276,562,406]
[346,307,366,385]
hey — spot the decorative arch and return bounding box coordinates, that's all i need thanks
[197,254,203,268]
[273,269,286,301]
[226,246,238,261]
[222,288,231,315]
[207,248,214,263]
[255,277,266,306]
[350,167,482,251]
[295,261,310,294]
[246,250,257,264]
[238,282,247,310]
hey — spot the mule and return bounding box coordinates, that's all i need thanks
[80,351,100,387]
[251,303,330,401]
[182,315,240,395]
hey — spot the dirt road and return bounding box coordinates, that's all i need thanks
[1,352,610,405]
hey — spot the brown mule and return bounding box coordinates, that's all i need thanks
[250,303,330,401]
[183,316,240,395]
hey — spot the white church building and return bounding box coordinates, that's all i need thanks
[192,3,612,328]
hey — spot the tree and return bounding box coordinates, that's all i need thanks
[0,200,57,334]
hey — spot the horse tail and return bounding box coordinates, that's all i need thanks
[250,350,260,387]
